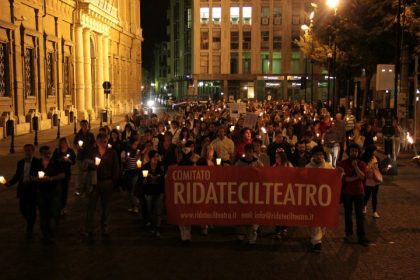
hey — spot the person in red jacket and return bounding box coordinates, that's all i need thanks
[338,143,371,246]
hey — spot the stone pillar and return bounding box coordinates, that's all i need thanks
[75,25,85,115]
[83,28,92,112]
[103,36,110,109]
[96,33,104,109]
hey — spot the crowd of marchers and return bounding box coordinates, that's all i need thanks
[2,99,403,252]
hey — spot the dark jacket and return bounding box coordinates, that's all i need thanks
[141,162,165,195]
[8,157,41,198]
[73,130,95,161]
[52,148,76,178]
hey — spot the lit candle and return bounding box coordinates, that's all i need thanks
[0,176,6,184]
[142,170,149,177]
[108,143,112,148]
[78,140,84,147]
[127,152,130,157]
[216,158,222,166]
[230,125,235,132]
[95,157,101,166]
[66,154,70,158]
[136,160,142,168]
[387,164,392,169]
[316,133,320,138]
[168,121,171,125]
[259,112,264,117]
[38,171,45,179]
[330,117,333,121]
[373,136,378,142]
[261,127,267,134]
[200,117,204,122]
[116,125,121,131]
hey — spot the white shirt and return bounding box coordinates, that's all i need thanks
[23,160,31,183]
[211,137,235,162]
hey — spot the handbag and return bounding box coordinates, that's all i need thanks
[373,168,383,183]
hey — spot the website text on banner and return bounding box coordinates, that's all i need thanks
[165,166,342,227]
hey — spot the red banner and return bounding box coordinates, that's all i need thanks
[165,166,342,227]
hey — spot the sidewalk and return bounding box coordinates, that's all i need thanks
[0,115,126,157]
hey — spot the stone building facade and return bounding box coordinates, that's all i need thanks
[0,0,142,137]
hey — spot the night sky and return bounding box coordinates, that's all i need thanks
[141,0,170,74]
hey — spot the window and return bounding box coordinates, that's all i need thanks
[24,48,35,97]
[261,31,269,50]
[212,54,221,74]
[243,52,251,74]
[213,29,221,50]
[187,8,192,28]
[261,6,270,25]
[230,53,238,74]
[273,6,282,25]
[200,7,209,24]
[273,52,282,74]
[291,31,300,49]
[212,7,221,24]
[230,7,239,24]
[63,56,71,96]
[243,31,251,50]
[46,52,55,96]
[201,30,209,49]
[291,51,300,74]
[243,7,252,25]
[230,31,239,50]
[273,30,282,49]
[292,15,300,25]
[200,54,209,73]
[0,42,10,97]
[261,53,270,74]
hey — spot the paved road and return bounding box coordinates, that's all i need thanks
[0,117,419,279]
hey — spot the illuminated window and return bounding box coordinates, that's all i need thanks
[230,7,239,24]
[200,7,209,24]
[0,42,10,97]
[46,52,55,96]
[24,48,35,97]
[243,7,252,25]
[291,51,300,74]
[212,7,221,24]
[273,6,282,25]
[261,52,270,74]
[63,56,71,96]
[243,52,251,74]
[273,52,282,74]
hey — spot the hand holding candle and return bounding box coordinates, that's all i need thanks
[78,140,84,147]
[0,176,6,185]
[216,158,222,166]
[38,171,45,179]
[95,157,101,166]
[136,160,142,168]
[142,170,149,178]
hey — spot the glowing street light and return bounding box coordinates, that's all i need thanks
[326,0,339,13]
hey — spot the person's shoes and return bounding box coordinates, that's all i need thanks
[311,243,322,253]
[373,212,380,219]
[358,238,372,247]
[362,206,367,214]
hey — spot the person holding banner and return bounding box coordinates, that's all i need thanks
[305,145,334,253]
[338,143,371,247]
[211,127,235,165]
[235,144,263,245]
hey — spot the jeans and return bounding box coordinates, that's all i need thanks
[327,144,340,167]
[393,137,401,161]
[343,194,366,240]
[125,173,139,209]
[19,185,37,234]
[144,194,164,230]
[85,180,113,233]
[364,185,379,212]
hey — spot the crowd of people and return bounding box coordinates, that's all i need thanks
[1,99,393,252]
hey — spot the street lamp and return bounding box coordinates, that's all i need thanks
[326,0,339,114]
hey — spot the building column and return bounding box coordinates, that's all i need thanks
[75,25,85,116]
[96,33,104,109]
[83,28,92,113]
[103,36,110,109]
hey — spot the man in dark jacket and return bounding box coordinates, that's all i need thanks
[5,144,41,239]
[73,120,95,196]
[290,141,311,167]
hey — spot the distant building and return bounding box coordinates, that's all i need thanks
[153,42,170,96]
[163,0,325,101]
[0,0,142,137]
